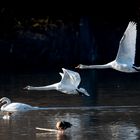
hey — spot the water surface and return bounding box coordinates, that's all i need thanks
[0,69,140,140]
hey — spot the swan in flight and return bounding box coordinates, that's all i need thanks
[0,97,39,112]
[24,68,90,96]
[76,21,140,73]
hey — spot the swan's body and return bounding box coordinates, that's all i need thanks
[24,68,90,96]
[0,97,38,112]
[76,22,140,73]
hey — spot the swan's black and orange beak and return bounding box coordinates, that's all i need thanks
[23,86,30,90]
[23,87,27,90]
[75,65,80,68]
[0,101,6,106]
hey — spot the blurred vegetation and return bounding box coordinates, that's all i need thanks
[0,5,139,72]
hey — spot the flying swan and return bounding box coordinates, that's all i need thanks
[0,97,39,112]
[76,21,140,73]
[24,68,90,96]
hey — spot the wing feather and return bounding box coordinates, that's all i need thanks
[60,68,81,87]
[115,22,137,65]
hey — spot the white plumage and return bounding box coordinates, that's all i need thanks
[76,22,140,73]
[24,68,90,96]
[0,97,38,112]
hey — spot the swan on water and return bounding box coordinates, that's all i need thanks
[24,68,90,96]
[76,21,140,73]
[0,97,38,112]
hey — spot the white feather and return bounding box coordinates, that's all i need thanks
[24,68,90,96]
[76,21,139,73]
[0,97,38,112]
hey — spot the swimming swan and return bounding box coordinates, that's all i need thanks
[24,68,90,96]
[76,22,140,73]
[0,97,38,112]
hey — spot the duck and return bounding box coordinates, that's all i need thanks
[36,121,72,134]
[76,22,140,73]
[0,97,39,112]
[56,121,72,132]
[24,68,90,96]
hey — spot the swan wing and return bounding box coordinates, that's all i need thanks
[61,68,81,87]
[115,22,137,65]
[59,72,64,78]
[60,69,72,85]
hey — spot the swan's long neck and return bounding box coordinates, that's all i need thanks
[81,63,111,69]
[1,98,11,110]
[28,83,59,91]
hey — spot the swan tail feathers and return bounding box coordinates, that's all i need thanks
[76,88,90,96]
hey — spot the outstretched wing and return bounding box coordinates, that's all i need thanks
[60,68,81,87]
[115,22,137,65]
[59,70,71,85]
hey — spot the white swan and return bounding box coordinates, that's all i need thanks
[0,97,38,112]
[76,22,140,73]
[24,68,90,96]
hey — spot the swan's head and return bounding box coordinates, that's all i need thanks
[75,64,84,69]
[0,97,11,104]
[23,86,31,90]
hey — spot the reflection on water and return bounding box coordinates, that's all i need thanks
[0,107,140,140]
[0,69,140,139]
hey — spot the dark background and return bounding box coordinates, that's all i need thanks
[0,3,140,72]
